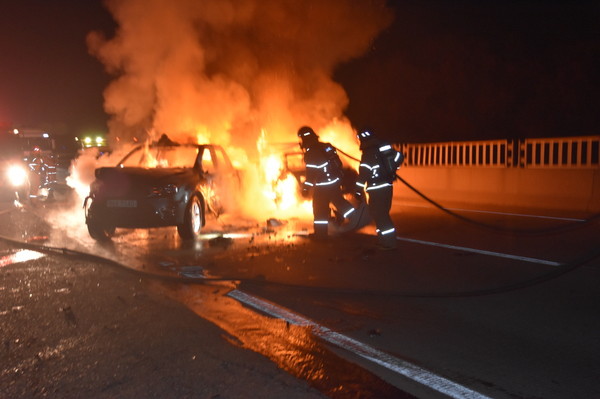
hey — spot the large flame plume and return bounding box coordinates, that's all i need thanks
[79,0,393,220]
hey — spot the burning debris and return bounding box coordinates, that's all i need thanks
[266,218,285,228]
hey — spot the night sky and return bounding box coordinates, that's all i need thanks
[339,0,600,142]
[0,0,598,143]
[0,0,114,136]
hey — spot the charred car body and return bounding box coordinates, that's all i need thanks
[84,135,240,241]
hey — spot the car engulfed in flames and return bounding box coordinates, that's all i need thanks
[84,135,240,241]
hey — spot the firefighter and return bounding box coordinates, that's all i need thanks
[297,126,356,238]
[355,128,403,250]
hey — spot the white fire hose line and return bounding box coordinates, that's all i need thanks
[396,236,563,267]
[228,289,493,399]
[288,228,561,266]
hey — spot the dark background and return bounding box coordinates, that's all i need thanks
[0,0,114,137]
[0,0,598,143]
[338,0,600,142]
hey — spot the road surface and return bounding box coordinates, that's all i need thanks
[1,196,599,398]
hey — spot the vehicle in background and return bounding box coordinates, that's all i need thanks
[0,132,31,204]
[14,128,69,201]
[76,134,111,158]
[1,128,73,203]
[84,134,241,241]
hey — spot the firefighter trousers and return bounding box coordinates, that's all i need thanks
[367,185,397,248]
[312,184,354,237]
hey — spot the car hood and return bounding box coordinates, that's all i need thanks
[92,167,198,197]
[96,166,194,180]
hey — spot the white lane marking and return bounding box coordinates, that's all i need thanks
[446,207,585,222]
[396,236,563,267]
[228,289,493,399]
[398,202,585,222]
[0,250,46,268]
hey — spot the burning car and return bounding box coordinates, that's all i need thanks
[84,135,240,241]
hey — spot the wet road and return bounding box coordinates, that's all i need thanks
[1,197,599,398]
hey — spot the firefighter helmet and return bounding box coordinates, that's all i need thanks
[297,126,319,147]
[298,126,318,139]
[357,127,375,143]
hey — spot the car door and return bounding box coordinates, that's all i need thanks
[198,146,240,216]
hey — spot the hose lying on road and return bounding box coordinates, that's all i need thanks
[1,229,599,299]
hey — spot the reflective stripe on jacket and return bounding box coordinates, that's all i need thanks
[303,142,343,188]
[356,139,399,191]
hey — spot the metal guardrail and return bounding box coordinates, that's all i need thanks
[398,140,511,167]
[520,136,600,168]
[399,135,600,169]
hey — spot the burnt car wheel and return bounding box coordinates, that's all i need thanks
[84,197,115,241]
[177,194,203,240]
[87,219,116,241]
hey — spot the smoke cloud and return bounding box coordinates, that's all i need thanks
[87,0,393,151]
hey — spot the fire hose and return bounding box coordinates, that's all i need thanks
[0,229,599,298]
[334,147,600,236]
[0,152,599,298]
[0,205,599,298]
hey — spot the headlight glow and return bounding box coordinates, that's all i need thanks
[7,165,28,187]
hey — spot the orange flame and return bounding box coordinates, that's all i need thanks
[253,129,313,219]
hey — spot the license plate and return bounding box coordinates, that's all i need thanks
[107,199,138,208]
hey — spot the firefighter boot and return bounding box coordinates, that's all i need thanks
[312,223,329,239]
[377,230,398,250]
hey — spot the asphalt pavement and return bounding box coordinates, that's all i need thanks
[1,200,600,399]
[0,203,409,398]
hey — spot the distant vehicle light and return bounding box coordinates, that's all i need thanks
[84,137,92,146]
[96,136,104,144]
[13,129,19,135]
[42,133,50,138]
[6,165,28,187]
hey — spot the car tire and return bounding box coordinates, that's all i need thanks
[84,197,115,241]
[87,219,116,241]
[177,194,203,240]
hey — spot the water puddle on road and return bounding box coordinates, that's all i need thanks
[0,249,45,268]
[151,280,412,399]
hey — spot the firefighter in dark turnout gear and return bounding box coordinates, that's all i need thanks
[355,128,403,250]
[298,126,356,238]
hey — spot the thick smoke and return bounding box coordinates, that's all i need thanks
[87,0,393,150]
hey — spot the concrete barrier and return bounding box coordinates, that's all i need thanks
[394,166,600,215]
